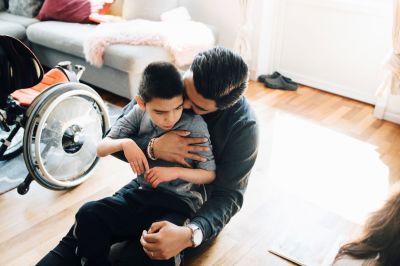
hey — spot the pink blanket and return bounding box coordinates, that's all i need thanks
[83,19,215,67]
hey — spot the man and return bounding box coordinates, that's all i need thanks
[36,47,258,266]
[111,47,259,265]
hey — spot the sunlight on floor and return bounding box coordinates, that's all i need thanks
[262,110,390,225]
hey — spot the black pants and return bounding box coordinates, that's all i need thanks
[36,180,190,266]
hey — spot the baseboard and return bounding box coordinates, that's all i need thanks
[278,70,376,105]
[381,111,400,124]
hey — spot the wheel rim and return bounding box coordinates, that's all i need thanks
[36,92,105,186]
[23,83,110,189]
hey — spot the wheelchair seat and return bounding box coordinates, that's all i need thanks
[11,67,71,106]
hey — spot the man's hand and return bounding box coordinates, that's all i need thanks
[144,167,179,188]
[153,130,209,167]
[122,139,149,175]
[140,221,193,260]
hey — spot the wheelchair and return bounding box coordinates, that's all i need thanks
[0,35,110,195]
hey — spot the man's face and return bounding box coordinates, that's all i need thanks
[183,70,218,115]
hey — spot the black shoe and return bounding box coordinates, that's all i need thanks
[258,72,296,84]
[257,72,298,91]
[258,71,281,83]
[263,75,298,91]
[258,72,278,83]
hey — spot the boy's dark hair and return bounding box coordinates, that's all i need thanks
[138,62,184,103]
[190,47,249,110]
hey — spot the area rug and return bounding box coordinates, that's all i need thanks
[0,102,123,195]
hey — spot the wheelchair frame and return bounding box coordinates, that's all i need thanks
[0,36,110,195]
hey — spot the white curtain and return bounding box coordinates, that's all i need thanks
[233,0,253,64]
[374,0,400,118]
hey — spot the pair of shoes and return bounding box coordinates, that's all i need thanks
[258,71,291,83]
[257,71,298,91]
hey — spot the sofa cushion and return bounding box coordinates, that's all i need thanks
[8,0,43,18]
[0,21,26,39]
[0,11,38,27]
[122,0,178,21]
[27,21,172,73]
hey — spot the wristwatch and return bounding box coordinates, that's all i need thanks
[186,224,203,248]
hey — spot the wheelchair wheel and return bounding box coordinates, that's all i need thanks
[0,124,23,160]
[23,82,110,190]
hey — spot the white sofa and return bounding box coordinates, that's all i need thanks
[0,0,217,99]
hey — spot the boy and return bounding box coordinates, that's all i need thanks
[73,62,216,266]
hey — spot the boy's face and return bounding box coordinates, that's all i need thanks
[183,70,218,115]
[144,95,184,130]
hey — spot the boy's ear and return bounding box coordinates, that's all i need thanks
[135,95,146,111]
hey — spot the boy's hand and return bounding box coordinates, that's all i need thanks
[122,140,149,175]
[144,167,178,188]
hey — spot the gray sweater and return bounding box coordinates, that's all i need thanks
[108,105,216,212]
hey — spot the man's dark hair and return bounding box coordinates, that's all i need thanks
[190,47,249,109]
[138,62,184,103]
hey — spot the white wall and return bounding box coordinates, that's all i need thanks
[179,0,263,78]
[259,0,392,105]
[179,0,241,48]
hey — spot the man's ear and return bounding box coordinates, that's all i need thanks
[135,95,146,111]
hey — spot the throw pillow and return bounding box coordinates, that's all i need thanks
[160,7,191,22]
[37,0,113,23]
[122,0,178,21]
[8,0,44,18]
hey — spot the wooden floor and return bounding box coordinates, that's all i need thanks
[1,82,400,265]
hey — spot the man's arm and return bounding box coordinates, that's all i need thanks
[191,121,259,241]
[141,120,259,259]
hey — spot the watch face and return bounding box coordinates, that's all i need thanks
[193,229,202,245]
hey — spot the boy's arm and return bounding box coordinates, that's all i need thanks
[97,137,149,175]
[110,100,150,156]
[97,137,133,157]
[145,167,215,188]
[176,168,215,184]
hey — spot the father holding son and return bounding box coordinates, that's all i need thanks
[113,47,259,265]
[37,47,258,266]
